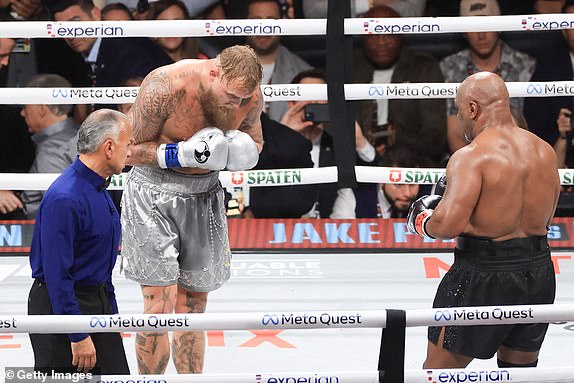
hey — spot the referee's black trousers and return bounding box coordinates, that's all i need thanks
[27,279,130,374]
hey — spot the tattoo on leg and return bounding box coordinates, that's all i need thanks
[172,332,205,374]
[136,353,152,375]
[135,333,147,347]
[136,332,170,374]
[185,293,207,314]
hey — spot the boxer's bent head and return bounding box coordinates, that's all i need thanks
[456,71,510,142]
[216,45,263,95]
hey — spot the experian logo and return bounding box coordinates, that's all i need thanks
[521,16,574,31]
[46,23,125,37]
[427,369,511,383]
[257,374,340,383]
[204,20,282,36]
[363,20,440,34]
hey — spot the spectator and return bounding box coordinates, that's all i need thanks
[1,76,78,222]
[148,0,205,61]
[101,2,134,20]
[332,146,425,218]
[302,0,427,17]
[279,68,375,218]
[353,5,446,165]
[440,0,535,153]
[46,0,172,89]
[524,1,574,164]
[123,0,220,18]
[245,0,312,122]
[0,30,35,219]
[247,113,316,218]
[534,0,565,13]
[19,74,79,219]
[201,0,226,18]
[1,0,46,20]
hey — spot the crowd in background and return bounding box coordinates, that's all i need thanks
[1,0,574,220]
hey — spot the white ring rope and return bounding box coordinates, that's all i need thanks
[1,304,572,334]
[1,82,570,104]
[3,167,574,190]
[2,369,569,383]
[0,14,571,38]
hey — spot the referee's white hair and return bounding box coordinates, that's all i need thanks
[77,109,128,154]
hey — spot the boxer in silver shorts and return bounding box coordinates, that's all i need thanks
[121,45,263,375]
[122,167,230,291]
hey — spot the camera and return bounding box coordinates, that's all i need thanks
[304,103,330,123]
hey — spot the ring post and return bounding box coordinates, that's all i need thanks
[378,309,406,383]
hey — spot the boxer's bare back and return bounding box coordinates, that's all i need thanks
[127,59,263,174]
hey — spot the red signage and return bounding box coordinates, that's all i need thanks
[226,217,574,251]
[1,218,573,254]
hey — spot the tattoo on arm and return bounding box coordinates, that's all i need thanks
[239,91,262,132]
[129,71,178,166]
[131,71,176,143]
[238,90,264,150]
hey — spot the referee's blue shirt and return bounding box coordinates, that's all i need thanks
[30,158,120,342]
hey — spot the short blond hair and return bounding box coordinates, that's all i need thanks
[217,45,263,94]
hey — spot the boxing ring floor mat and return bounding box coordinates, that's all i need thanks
[0,251,573,374]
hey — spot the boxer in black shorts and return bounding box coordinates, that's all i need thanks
[407,72,560,368]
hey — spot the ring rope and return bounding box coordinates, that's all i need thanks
[1,304,572,333]
[0,14,571,38]
[2,167,574,190]
[0,82,568,104]
[3,369,570,383]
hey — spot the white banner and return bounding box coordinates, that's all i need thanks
[0,14,572,38]
[1,304,573,334]
[3,82,574,104]
[348,14,574,34]
[2,167,574,191]
[0,310,384,333]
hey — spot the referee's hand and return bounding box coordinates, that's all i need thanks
[71,336,97,372]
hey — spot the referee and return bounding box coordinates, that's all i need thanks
[28,109,133,374]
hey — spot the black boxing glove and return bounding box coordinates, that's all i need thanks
[407,194,442,238]
[432,175,447,196]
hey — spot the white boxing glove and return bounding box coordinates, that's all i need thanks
[225,130,259,171]
[157,127,229,170]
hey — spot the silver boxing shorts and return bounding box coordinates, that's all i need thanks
[120,167,231,292]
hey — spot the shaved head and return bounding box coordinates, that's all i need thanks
[457,71,509,110]
[456,72,512,142]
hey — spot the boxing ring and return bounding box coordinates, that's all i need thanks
[1,252,574,381]
[2,9,574,383]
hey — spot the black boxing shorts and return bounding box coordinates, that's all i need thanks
[428,235,556,359]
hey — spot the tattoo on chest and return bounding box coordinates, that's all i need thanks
[175,70,194,80]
